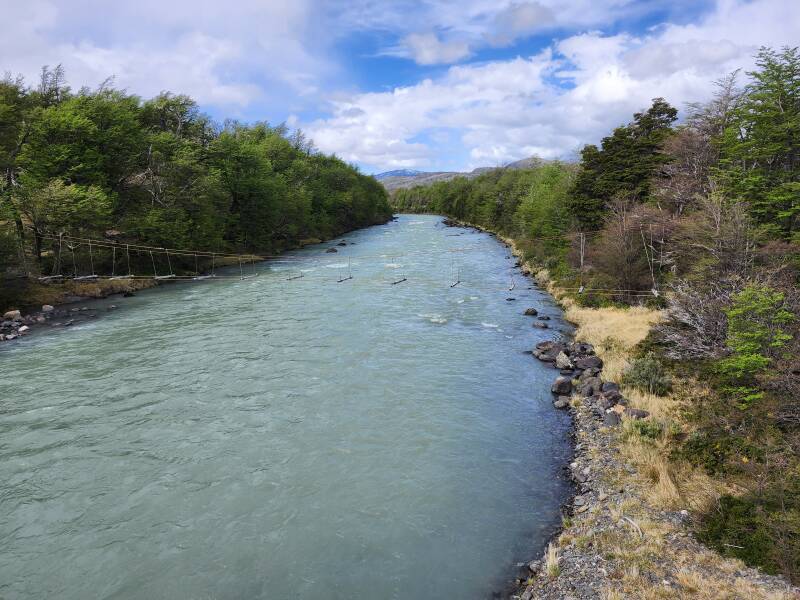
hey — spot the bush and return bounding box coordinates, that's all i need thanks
[623,352,673,395]
[630,419,663,440]
[698,486,800,583]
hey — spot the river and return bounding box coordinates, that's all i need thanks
[0,215,571,599]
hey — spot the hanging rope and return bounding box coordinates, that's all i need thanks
[578,232,586,294]
[68,243,78,277]
[640,229,659,297]
[165,248,174,277]
[51,233,63,276]
[150,250,158,278]
[111,245,116,277]
[126,244,132,277]
[88,240,95,276]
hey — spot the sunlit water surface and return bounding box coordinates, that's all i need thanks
[1,215,571,599]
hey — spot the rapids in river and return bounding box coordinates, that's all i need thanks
[0,214,571,599]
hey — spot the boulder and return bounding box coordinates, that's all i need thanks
[553,397,570,409]
[537,315,551,321]
[3,310,21,321]
[532,322,549,329]
[42,304,54,313]
[18,325,30,334]
[555,351,573,370]
[625,407,650,420]
[533,341,566,362]
[580,376,603,397]
[604,412,622,426]
[601,381,620,393]
[523,308,538,316]
[325,247,338,253]
[574,355,604,370]
[568,342,595,356]
[551,376,573,395]
[337,241,347,246]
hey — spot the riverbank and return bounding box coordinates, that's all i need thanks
[0,227,387,345]
[443,219,798,599]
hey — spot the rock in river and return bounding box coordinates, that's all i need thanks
[551,376,573,395]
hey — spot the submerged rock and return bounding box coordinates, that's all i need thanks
[325,247,338,253]
[523,308,538,316]
[553,397,570,409]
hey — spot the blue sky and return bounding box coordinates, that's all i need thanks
[2,0,798,173]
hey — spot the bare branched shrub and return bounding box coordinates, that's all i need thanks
[657,276,743,360]
[673,193,757,277]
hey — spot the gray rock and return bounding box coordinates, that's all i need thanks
[601,381,620,393]
[551,376,573,395]
[580,377,603,397]
[524,308,538,316]
[532,322,549,329]
[555,351,573,370]
[625,407,650,419]
[553,397,570,409]
[42,304,55,313]
[3,310,21,321]
[574,355,604,370]
[604,412,622,426]
[568,342,595,356]
[537,315,551,321]
[325,247,338,253]
[533,341,565,361]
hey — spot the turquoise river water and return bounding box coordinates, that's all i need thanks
[0,215,571,599]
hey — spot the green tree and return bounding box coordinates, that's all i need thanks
[718,47,800,240]
[717,284,794,408]
[567,98,678,229]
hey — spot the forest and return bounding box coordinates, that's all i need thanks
[393,47,800,582]
[0,67,392,289]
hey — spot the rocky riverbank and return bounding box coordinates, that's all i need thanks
[0,278,157,345]
[441,217,799,599]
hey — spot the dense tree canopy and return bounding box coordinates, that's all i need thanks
[0,69,391,276]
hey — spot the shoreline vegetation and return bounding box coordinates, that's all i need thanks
[1,67,393,319]
[483,222,798,599]
[394,46,799,598]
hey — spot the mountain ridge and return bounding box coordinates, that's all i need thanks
[374,156,551,191]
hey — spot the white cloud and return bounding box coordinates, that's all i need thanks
[308,0,800,171]
[402,33,472,65]
[489,2,556,46]
[0,0,332,110]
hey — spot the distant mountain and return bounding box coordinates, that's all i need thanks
[373,169,425,180]
[376,156,551,191]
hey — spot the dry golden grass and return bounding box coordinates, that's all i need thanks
[544,542,560,578]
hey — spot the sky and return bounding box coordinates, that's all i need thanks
[2,0,798,174]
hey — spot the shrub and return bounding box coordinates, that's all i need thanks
[698,484,800,583]
[622,352,673,395]
[630,419,663,440]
